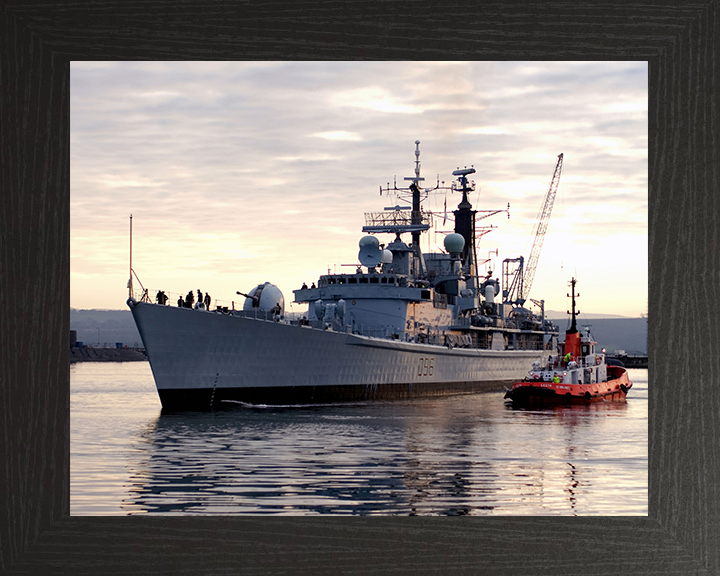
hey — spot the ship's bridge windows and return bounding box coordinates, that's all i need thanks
[381,277,387,284]
[360,277,368,284]
[349,277,357,284]
[370,277,379,284]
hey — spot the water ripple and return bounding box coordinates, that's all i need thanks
[71,363,648,515]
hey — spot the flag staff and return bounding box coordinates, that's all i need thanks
[128,214,133,298]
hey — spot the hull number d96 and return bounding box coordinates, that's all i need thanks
[417,357,435,377]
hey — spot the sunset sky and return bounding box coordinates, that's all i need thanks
[71,61,647,318]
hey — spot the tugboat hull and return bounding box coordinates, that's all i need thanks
[505,366,632,406]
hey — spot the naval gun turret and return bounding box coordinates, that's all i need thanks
[237,282,285,317]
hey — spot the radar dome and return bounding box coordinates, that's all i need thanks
[242,282,284,314]
[381,249,393,264]
[359,235,380,248]
[358,235,382,267]
[444,233,465,255]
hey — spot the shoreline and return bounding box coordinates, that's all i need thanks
[70,347,147,363]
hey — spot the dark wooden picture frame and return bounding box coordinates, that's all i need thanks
[2,2,716,574]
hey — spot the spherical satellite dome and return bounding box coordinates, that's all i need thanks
[242,282,284,314]
[359,235,380,248]
[381,249,393,264]
[444,233,465,255]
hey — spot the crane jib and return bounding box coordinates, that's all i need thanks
[502,153,563,306]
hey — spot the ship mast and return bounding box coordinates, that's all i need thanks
[128,214,133,298]
[564,276,582,359]
[451,166,478,281]
[404,141,426,276]
[567,276,580,335]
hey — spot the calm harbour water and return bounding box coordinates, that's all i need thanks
[71,362,647,516]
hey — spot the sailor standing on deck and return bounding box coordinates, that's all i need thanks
[563,351,572,366]
[204,292,211,309]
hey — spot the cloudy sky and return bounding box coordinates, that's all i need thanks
[71,61,647,318]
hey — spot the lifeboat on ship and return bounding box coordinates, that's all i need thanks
[504,277,632,406]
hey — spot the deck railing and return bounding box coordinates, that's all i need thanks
[131,290,556,349]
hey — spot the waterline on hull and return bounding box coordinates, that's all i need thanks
[158,380,513,411]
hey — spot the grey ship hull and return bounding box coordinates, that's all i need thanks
[129,300,545,411]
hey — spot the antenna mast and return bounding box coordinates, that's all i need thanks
[405,141,426,275]
[128,214,133,298]
[567,276,580,334]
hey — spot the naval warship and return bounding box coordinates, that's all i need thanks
[128,142,560,410]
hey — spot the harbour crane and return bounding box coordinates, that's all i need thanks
[502,153,563,307]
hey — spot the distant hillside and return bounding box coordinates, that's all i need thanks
[547,316,647,354]
[70,309,143,347]
[545,309,629,319]
[70,309,647,355]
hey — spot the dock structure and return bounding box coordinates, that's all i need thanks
[608,354,648,369]
[70,346,147,363]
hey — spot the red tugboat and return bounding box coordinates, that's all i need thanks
[505,278,632,406]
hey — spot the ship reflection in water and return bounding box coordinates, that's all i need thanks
[114,373,646,516]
